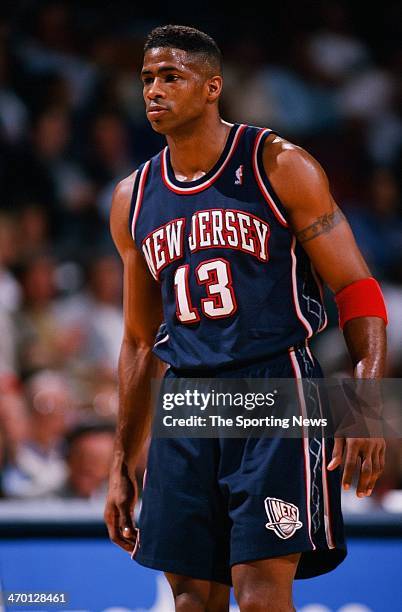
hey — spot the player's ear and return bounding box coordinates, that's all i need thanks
[206,75,223,103]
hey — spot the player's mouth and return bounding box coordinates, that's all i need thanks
[147,105,169,119]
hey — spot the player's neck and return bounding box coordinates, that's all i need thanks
[166,117,233,182]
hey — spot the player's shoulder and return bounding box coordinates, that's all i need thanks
[110,170,138,253]
[110,148,163,231]
[113,170,138,204]
[114,146,164,199]
[262,130,328,189]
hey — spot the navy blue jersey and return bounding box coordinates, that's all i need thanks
[129,123,327,370]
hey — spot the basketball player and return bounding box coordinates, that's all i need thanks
[104,25,387,612]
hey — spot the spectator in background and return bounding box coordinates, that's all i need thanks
[0,390,30,454]
[16,203,52,261]
[0,390,30,494]
[0,212,22,313]
[84,253,123,373]
[14,253,85,377]
[0,308,18,388]
[346,167,402,278]
[5,106,95,251]
[86,111,134,186]
[84,110,137,224]
[1,370,73,498]
[54,252,123,380]
[0,40,28,145]
[7,107,72,212]
[57,423,115,499]
[15,1,98,110]
[0,212,21,384]
[307,3,370,84]
[225,34,338,138]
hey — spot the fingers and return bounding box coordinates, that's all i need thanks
[327,438,345,471]
[379,442,386,471]
[116,499,136,535]
[358,440,386,497]
[104,505,137,553]
[122,526,136,540]
[341,439,360,491]
[363,447,382,497]
[356,455,372,497]
[119,512,137,545]
[341,438,386,497]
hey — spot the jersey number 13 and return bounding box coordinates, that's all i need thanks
[174,258,237,323]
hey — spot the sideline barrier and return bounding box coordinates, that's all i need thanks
[0,502,401,612]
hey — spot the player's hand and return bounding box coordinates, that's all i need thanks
[104,463,138,553]
[327,437,386,497]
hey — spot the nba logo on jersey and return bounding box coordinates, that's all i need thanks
[235,164,244,185]
[264,497,303,539]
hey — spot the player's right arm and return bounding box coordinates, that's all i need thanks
[104,172,163,553]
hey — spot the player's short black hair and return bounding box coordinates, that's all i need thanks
[144,25,222,75]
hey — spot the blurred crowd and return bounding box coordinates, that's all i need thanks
[0,1,401,507]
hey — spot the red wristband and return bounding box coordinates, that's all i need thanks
[335,277,388,329]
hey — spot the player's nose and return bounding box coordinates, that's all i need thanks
[146,79,167,100]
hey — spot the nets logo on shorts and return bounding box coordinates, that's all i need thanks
[264,497,303,539]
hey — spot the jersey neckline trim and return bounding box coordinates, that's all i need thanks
[161,123,246,194]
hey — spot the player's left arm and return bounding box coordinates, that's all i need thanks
[263,136,387,498]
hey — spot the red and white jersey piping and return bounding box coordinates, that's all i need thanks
[131,160,151,241]
[252,128,289,227]
[161,124,247,195]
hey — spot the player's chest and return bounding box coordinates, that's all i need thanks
[135,191,274,281]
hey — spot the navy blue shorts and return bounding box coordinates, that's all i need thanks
[134,344,347,585]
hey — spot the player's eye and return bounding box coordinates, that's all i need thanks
[142,77,153,85]
[165,74,179,82]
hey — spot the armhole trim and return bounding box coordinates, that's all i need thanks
[129,160,151,245]
[252,128,289,228]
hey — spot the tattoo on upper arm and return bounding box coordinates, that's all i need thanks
[295,207,345,243]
